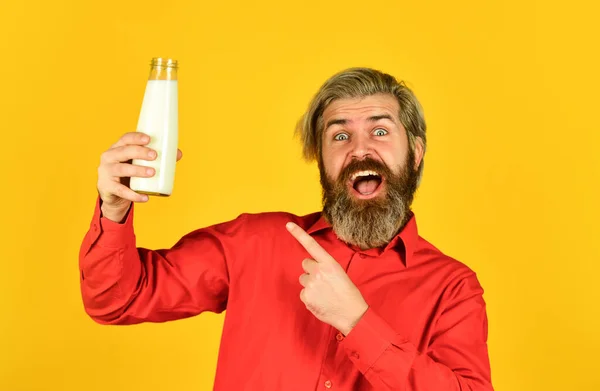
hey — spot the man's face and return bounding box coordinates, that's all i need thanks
[319,93,423,249]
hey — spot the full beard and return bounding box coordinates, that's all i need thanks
[320,149,419,250]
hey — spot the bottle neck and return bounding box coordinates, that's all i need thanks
[149,66,177,81]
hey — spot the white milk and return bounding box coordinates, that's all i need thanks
[130,79,178,196]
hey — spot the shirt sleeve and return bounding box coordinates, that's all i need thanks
[78,197,244,325]
[341,272,493,390]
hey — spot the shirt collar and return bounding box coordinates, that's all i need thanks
[306,214,333,235]
[306,212,419,267]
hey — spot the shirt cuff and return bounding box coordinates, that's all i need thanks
[341,307,412,374]
[98,199,135,246]
[85,196,135,250]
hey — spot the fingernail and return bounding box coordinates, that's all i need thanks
[146,168,154,175]
[142,195,149,201]
[148,150,156,158]
[142,136,150,142]
[286,222,294,230]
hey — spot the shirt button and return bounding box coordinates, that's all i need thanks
[324,380,332,388]
[336,333,344,341]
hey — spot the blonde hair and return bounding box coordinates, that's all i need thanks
[296,67,427,182]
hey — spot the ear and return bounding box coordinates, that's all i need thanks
[412,136,425,170]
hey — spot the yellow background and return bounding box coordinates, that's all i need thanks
[1,0,598,390]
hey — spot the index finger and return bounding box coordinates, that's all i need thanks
[286,222,334,263]
[111,132,151,149]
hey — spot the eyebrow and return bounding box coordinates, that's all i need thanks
[325,114,395,131]
[367,114,395,123]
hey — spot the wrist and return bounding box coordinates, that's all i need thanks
[339,301,369,336]
[100,202,131,223]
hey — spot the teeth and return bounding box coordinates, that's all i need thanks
[350,170,380,182]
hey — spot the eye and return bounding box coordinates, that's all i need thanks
[373,128,388,136]
[334,133,349,141]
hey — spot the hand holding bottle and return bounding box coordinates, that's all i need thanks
[96,132,183,223]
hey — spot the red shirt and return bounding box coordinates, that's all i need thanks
[79,197,493,390]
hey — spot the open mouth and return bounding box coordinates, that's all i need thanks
[348,170,384,199]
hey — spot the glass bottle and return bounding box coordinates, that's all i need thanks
[130,57,179,196]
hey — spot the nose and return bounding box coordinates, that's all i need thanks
[350,134,372,160]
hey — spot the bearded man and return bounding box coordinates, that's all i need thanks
[80,67,493,390]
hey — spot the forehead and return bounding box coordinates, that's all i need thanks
[322,93,400,123]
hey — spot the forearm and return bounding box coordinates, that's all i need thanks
[79,198,142,324]
[343,308,493,390]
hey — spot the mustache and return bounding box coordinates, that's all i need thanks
[337,158,393,184]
